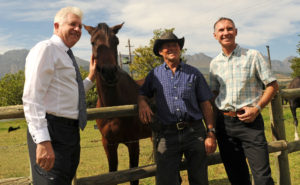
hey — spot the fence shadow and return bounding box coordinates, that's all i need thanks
[209,178,230,185]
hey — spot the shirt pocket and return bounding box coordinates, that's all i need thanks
[181,81,195,100]
[239,64,251,83]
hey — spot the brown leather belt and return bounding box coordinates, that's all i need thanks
[222,110,244,117]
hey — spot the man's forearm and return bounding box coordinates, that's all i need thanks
[138,95,149,106]
[200,100,215,129]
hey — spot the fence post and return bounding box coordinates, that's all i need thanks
[72,173,77,185]
[269,93,291,185]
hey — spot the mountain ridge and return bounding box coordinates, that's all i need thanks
[0,49,294,78]
[0,49,89,78]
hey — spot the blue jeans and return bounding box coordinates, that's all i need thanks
[155,121,208,185]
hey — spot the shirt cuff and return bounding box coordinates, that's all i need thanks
[265,78,277,86]
[28,126,51,144]
[83,77,94,92]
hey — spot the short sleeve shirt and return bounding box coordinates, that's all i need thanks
[140,62,213,125]
[209,44,276,111]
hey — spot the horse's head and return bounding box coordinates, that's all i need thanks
[84,22,124,85]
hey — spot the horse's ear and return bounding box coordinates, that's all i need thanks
[112,22,124,34]
[83,24,95,35]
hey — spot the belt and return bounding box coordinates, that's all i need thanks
[162,120,201,131]
[46,113,79,127]
[221,110,244,117]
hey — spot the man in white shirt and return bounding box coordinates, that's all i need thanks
[22,6,96,185]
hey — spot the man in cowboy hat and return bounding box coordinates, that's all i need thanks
[138,31,217,185]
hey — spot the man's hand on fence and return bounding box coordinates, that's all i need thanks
[138,96,153,124]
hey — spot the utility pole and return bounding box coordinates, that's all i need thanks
[126,39,134,64]
[119,52,123,69]
[126,39,134,77]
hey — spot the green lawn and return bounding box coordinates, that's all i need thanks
[0,107,299,184]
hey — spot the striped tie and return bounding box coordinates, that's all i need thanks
[67,49,87,130]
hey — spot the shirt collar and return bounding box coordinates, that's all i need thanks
[50,34,69,52]
[163,61,184,71]
[221,44,241,57]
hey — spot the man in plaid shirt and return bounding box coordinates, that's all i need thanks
[210,17,278,185]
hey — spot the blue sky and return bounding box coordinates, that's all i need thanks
[0,0,300,61]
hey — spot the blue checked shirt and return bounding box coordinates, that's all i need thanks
[209,44,276,111]
[140,62,213,125]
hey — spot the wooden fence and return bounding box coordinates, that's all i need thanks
[0,88,300,185]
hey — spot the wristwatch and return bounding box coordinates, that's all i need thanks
[255,104,262,112]
[207,128,216,134]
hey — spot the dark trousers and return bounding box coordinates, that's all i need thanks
[155,120,208,185]
[27,114,80,185]
[216,112,274,185]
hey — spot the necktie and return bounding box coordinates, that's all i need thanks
[67,49,87,130]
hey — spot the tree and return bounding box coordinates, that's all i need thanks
[290,36,300,78]
[129,28,186,80]
[80,66,98,108]
[0,70,25,106]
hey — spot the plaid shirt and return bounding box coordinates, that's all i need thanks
[209,44,276,111]
[140,62,213,124]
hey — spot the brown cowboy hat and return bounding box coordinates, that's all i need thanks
[153,32,185,57]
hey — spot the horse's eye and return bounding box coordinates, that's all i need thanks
[91,42,95,46]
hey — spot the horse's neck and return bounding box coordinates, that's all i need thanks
[135,78,145,87]
[96,72,139,107]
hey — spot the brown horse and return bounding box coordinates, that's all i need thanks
[84,23,152,185]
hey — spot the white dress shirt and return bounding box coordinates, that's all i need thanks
[22,35,94,144]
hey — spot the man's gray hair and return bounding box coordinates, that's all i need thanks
[54,6,83,25]
[213,17,235,31]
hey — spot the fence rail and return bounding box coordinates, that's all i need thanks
[0,104,138,120]
[1,88,299,121]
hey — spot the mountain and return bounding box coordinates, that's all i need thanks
[0,49,90,78]
[184,53,212,74]
[0,49,28,77]
[267,57,293,74]
[184,53,294,76]
[0,49,294,78]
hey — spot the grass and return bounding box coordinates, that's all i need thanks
[0,107,299,184]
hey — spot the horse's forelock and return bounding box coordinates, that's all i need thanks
[97,23,110,35]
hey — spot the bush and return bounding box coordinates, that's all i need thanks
[0,70,25,106]
[0,68,98,108]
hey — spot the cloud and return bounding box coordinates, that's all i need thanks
[0,33,23,54]
[107,0,300,58]
[0,0,299,60]
[64,0,300,59]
